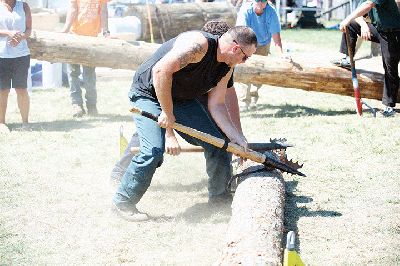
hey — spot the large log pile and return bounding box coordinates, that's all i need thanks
[217,162,285,265]
[123,2,236,42]
[28,30,389,101]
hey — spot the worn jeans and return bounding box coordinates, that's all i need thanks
[113,96,232,208]
[67,64,97,106]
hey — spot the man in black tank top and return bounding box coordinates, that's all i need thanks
[112,26,257,221]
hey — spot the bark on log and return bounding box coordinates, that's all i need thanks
[28,30,390,102]
[217,162,285,265]
[28,30,160,70]
[123,2,236,42]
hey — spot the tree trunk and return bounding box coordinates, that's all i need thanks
[28,30,160,70]
[28,30,390,102]
[217,162,285,265]
[124,2,236,43]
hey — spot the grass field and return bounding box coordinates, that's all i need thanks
[1,29,399,265]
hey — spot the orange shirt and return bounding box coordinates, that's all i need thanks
[70,0,108,37]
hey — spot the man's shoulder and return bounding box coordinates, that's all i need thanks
[177,31,209,45]
[265,4,278,15]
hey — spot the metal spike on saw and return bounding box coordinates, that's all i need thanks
[263,151,305,176]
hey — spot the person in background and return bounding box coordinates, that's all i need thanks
[0,0,32,132]
[109,20,244,194]
[61,0,109,117]
[337,0,400,117]
[235,0,291,111]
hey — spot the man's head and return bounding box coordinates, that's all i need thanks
[201,20,231,37]
[219,26,257,66]
[253,0,268,16]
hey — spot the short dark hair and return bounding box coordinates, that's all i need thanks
[201,20,231,37]
[227,26,257,47]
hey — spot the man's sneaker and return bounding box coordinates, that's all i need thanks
[87,105,98,116]
[111,202,149,222]
[380,106,396,117]
[72,104,86,118]
[331,57,351,70]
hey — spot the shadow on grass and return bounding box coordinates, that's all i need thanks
[8,113,132,132]
[177,202,232,224]
[241,103,355,118]
[284,180,342,252]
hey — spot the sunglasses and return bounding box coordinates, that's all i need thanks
[233,40,250,62]
[255,0,268,2]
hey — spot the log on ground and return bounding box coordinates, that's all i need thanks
[28,31,390,102]
[217,162,285,265]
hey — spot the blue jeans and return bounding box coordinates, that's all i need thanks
[113,96,232,208]
[67,64,97,106]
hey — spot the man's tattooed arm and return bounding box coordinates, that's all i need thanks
[151,32,208,127]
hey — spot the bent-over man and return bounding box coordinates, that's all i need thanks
[112,26,257,221]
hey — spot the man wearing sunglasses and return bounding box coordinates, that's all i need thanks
[111,26,257,221]
[235,0,290,111]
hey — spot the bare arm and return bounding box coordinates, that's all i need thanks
[22,3,32,39]
[271,32,284,55]
[152,31,208,129]
[339,1,375,32]
[208,68,248,148]
[5,2,31,47]
[61,0,78,33]
[225,85,243,135]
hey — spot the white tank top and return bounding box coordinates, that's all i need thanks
[0,0,30,58]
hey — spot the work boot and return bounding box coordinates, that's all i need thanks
[111,202,149,222]
[72,104,86,118]
[87,105,98,116]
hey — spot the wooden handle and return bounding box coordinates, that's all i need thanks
[130,142,289,154]
[130,107,266,164]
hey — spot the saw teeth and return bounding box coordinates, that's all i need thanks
[284,158,304,171]
[270,138,287,144]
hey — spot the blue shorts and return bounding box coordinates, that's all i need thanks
[0,55,30,89]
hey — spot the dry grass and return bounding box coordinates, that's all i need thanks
[1,29,400,265]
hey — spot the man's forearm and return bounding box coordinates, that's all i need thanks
[225,88,243,134]
[62,5,78,32]
[272,33,284,54]
[345,1,375,23]
[153,69,174,116]
[209,103,240,142]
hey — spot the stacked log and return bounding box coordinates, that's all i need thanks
[123,2,236,42]
[28,30,389,101]
[217,162,285,265]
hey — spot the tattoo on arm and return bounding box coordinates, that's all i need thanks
[176,42,205,69]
